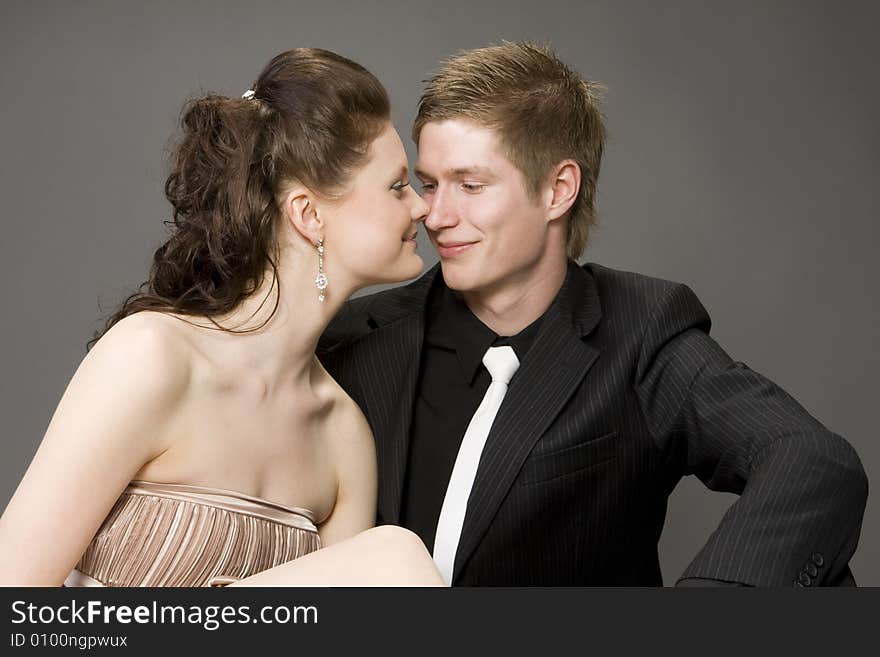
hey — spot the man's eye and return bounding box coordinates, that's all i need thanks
[461,183,485,192]
[420,182,436,193]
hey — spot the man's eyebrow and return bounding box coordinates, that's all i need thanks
[414,166,493,179]
[449,166,494,176]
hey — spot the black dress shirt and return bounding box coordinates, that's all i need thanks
[400,277,542,551]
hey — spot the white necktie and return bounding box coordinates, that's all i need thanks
[432,345,520,585]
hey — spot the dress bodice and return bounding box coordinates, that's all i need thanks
[66,480,321,587]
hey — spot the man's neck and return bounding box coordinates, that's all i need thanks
[460,258,568,336]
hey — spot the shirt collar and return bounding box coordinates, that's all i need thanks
[426,277,543,385]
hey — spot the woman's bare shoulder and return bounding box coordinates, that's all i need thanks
[313,364,373,445]
[85,312,195,400]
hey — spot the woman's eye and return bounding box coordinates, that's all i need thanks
[391,181,410,193]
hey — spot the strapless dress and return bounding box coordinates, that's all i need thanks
[64,480,321,587]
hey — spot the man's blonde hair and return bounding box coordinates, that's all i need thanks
[413,42,606,260]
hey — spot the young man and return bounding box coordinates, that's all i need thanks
[318,42,867,586]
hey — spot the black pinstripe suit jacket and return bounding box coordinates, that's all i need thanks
[317,261,868,586]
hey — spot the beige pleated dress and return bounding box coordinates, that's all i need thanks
[64,480,322,587]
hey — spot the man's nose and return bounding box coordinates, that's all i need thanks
[424,187,457,231]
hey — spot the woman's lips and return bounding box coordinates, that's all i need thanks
[436,241,476,258]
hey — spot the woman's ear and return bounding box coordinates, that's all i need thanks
[545,159,581,222]
[282,187,325,245]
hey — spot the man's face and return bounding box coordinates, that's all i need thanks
[415,119,554,296]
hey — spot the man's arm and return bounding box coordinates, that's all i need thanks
[635,283,868,587]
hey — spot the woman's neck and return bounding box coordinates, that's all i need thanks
[195,242,355,395]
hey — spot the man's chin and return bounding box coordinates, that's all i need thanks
[439,260,480,292]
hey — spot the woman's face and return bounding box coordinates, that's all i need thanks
[322,123,428,291]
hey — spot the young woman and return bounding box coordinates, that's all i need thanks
[0,48,444,586]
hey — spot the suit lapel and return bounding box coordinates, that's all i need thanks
[356,267,439,524]
[452,264,603,582]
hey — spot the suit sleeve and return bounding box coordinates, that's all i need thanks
[635,283,868,587]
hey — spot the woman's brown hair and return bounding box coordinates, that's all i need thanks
[92,48,390,346]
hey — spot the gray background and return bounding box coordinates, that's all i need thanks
[1,0,877,585]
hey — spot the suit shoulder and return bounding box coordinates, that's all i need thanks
[319,281,422,352]
[583,262,685,308]
[583,263,711,339]
[318,294,374,352]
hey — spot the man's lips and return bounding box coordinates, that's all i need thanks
[435,241,477,257]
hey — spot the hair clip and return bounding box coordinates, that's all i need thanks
[242,89,256,100]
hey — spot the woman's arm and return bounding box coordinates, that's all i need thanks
[0,314,189,585]
[315,395,377,547]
